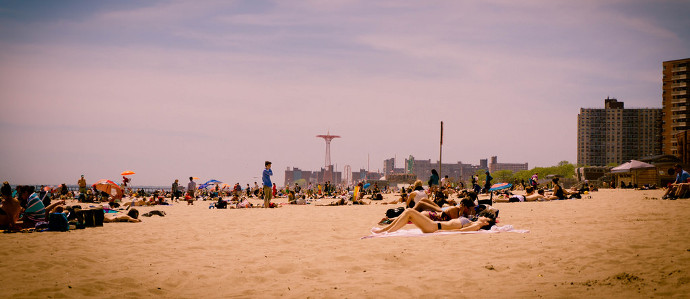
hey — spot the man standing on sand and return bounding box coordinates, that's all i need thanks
[78,175,87,195]
[262,161,273,208]
[187,177,196,205]
[483,171,493,193]
[172,179,179,202]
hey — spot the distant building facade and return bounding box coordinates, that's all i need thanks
[383,157,406,175]
[284,166,342,186]
[577,98,662,166]
[488,156,528,173]
[662,58,690,156]
[397,155,525,183]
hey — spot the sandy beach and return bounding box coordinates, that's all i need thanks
[1,189,689,298]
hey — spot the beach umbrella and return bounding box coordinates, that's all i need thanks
[204,179,222,185]
[192,177,200,180]
[363,183,371,189]
[121,170,136,176]
[92,179,123,198]
[488,183,512,192]
[610,160,655,173]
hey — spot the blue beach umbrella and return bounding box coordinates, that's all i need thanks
[204,179,222,185]
[363,183,371,189]
[488,183,512,192]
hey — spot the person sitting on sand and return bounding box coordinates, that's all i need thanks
[662,164,690,199]
[404,180,428,208]
[372,209,491,234]
[16,185,67,228]
[234,197,252,208]
[0,182,22,229]
[215,197,228,209]
[544,178,571,200]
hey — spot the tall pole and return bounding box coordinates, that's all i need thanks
[316,132,340,183]
[439,121,443,178]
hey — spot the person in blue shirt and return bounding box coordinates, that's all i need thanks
[674,164,690,184]
[262,161,273,208]
[663,164,690,199]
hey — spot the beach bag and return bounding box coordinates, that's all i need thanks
[48,213,69,232]
[386,207,405,218]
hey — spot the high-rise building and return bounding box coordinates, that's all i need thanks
[577,98,662,166]
[662,58,690,155]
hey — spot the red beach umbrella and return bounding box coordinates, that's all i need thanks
[93,179,123,198]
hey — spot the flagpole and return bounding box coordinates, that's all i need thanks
[439,121,443,178]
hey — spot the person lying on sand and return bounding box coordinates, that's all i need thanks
[372,209,491,234]
[288,193,307,205]
[104,209,141,223]
[317,194,368,206]
[380,197,477,224]
[382,187,410,205]
[494,189,549,202]
[123,198,159,208]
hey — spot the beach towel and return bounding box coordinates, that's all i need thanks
[362,225,529,239]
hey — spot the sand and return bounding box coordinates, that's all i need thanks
[1,189,689,298]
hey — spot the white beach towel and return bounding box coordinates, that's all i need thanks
[362,225,529,239]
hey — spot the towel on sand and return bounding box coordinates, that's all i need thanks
[362,225,529,239]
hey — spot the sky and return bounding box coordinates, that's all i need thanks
[1,0,689,186]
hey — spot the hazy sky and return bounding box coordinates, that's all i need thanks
[1,0,689,186]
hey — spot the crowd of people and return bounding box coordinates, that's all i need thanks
[8,162,690,234]
[0,182,161,231]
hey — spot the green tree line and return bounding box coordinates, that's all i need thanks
[473,160,575,184]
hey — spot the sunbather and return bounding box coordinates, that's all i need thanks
[104,209,141,223]
[372,209,490,234]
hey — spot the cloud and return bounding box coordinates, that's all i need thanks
[0,0,687,185]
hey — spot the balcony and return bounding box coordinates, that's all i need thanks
[673,82,688,88]
[672,90,688,96]
[674,67,688,72]
[673,75,688,80]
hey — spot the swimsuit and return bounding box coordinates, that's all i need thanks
[427,211,451,222]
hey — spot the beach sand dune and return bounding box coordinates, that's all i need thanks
[1,189,689,298]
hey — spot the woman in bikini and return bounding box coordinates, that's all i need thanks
[372,209,491,234]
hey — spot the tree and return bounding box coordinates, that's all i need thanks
[492,170,514,183]
[294,179,307,187]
